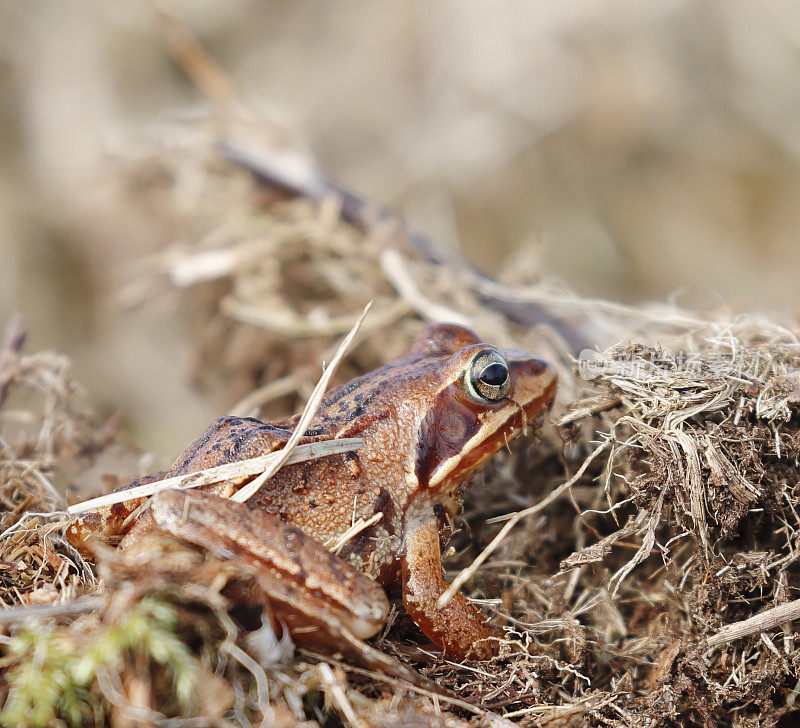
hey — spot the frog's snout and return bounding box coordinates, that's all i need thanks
[508,355,558,418]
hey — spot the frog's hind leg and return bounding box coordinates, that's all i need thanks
[149,489,388,641]
[66,471,167,557]
[145,489,437,687]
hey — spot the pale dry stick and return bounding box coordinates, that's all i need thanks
[0,595,103,623]
[0,314,27,410]
[318,663,368,728]
[66,438,362,516]
[298,649,516,725]
[707,597,800,647]
[475,276,706,329]
[220,298,356,337]
[231,302,371,504]
[557,397,621,427]
[154,3,238,107]
[221,641,274,728]
[326,513,383,554]
[501,695,609,721]
[438,437,612,609]
[379,249,472,327]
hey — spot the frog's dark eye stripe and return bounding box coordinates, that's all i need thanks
[463,350,511,403]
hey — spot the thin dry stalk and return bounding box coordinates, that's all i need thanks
[708,598,800,647]
[325,513,383,554]
[439,437,611,609]
[231,302,371,503]
[66,438,363,516]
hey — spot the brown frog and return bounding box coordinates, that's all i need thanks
[67,324,556,660]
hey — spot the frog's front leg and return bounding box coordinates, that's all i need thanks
[401,500,499,661]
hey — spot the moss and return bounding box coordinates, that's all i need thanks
[1,596,196,727]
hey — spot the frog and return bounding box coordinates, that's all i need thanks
[67,323,557,661]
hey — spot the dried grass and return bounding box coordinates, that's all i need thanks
[2,133,800,728]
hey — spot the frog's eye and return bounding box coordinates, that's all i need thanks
[464,350,511,403]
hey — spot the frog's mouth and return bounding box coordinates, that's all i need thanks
[425,357,557,492]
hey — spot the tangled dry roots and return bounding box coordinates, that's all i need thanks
[1,132,800,727]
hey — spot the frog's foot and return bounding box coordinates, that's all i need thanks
[401,501,500,661]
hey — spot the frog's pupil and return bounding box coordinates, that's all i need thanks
[481,363,508,386]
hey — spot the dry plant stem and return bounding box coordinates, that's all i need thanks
[558,397,621,427]
[475,277,705,329]
[379,248,472,326]
[299,649,515,725]
[326,512,383,554]
[153,4,238,106]
[0,595,103,623]
[66,438,362,516]
[501,695,610,723]
[231,302,371,503]
[708,597,800,647]
[221,641,273,723]
[439,437,612,609]
[0,314,27,410]
[318,663,367,728]
[218,138,593,355]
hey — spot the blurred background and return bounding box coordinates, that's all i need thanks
[2,0,800,452]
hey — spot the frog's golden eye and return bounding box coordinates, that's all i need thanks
[464,350,511,403]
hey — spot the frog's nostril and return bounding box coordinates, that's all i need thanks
[511,358,550,377]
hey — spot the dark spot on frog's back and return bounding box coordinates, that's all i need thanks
[216,415,259,432]
[322,380,360,409]
[341,388,382,422]
[110,502,127,517]
[81,512,101,528]
[324,548,351,584]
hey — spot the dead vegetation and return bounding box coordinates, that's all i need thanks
[1,133,800,728]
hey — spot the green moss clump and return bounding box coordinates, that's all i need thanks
[1,596,196,727]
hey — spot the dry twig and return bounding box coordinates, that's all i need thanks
[231,302,370,503]
[708,598,800,647]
